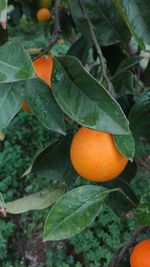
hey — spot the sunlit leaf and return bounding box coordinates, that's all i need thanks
[43,185,117,241]
[0,41,35,83]
[51,55,130,135]
[6,186,64,214]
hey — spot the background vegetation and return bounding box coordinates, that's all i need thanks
[0,111,149,266]
[0,0,150,266]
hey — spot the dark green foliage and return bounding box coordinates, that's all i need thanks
[0,0,150,265]
[0,111,147,266]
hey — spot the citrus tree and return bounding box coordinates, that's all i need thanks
[0,0,150,266]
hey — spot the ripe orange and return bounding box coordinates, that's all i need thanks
[22,55,53,112]
[70,127,128,182]
[33,55,53,86]
[36,8,52,22]
[130,239,150,267]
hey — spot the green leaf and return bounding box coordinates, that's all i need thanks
[112,71,134,95]
[113,0,150,50]
[0,41,35,83]
[43,185,116,241]
[69,0,130,46]
[51,55,130,135]
[67,36,89,65]
[134,185,150,226]
[114,56,142,77]
[103,162,138,217]
[0,82,23,129]
[6,186,64,214]
[24,135,76,184]
[114,133,135,161]
[129,89,150,139]
[24,78,66,135]
[0,0,7,29]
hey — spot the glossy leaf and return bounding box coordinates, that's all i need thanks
[0,41,35,83]
[6,186,64,214]
[114,56,142,77]
[24,78,65,135]
[134,186,150,226]
[51,55,130,135]
[24,135,76,184]
[113,0,150,50]
[0,0,7,29]
[114,133,135,161]
[129,89,150,138]
[69,0,130,47]
[43,185,116,241]
[0,82,23,129]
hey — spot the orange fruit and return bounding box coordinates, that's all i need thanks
[32,55,53,86]
[70,127,128,182]
[36,8,52,22]
[22,55,53,112]
[130,239,150,267]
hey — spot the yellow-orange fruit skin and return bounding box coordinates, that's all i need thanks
[22,55,53,112]
[32,55,53,87]
[70,127,128,182]
[36,8,51,22]
[130,239,150,267]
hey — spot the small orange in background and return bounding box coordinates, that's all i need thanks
[36,8,52,22]
[22,55,53,112]
[22,102,31,112]
[130,239,150,267]
[70,127,128,182]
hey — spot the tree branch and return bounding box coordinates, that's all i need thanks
[78,0,116,97]
[46,0,61,50]
[109,225,144,267]
[33,0,61,60]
